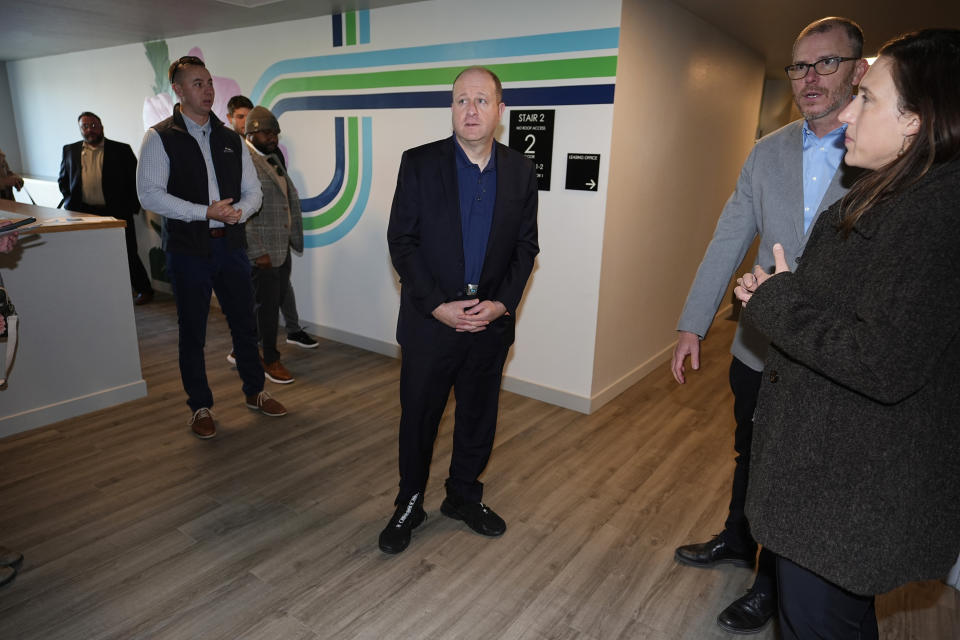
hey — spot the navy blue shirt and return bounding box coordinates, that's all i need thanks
[454,137,497,288]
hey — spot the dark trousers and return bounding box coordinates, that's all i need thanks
[87,207,153,295]
[777,555,878,640]
[726,357,776,595]
[397,331,509,505]
[251,253,291,365]
[280,279,301,333]
[166,239,264,412]
[121,215,153,295]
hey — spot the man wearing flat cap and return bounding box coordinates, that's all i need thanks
[244,106,304,384]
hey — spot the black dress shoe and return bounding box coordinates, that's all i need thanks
[675,534,757,568]
[134,291,154,306]
[440,498,506,537]
[716,587,776,634]
[378,493,426,554]
[0,546,23,570]
[0,566,15,588]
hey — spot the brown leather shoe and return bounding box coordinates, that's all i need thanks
[0,546,23,570]
[263,359,294,384]
[189,407,216,439]
[134,291,154,305]
[245,391,287,417]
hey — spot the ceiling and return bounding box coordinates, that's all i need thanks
[1,0,959,76]
[670,0,960,75]
[0,0,412,62]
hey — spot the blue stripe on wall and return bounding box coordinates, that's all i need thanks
[300,117,346,212]
[273,84,615,116]
[359,10,370,44]
[332,14,343,47]
[251,28,619,103]
[304,117,373,247]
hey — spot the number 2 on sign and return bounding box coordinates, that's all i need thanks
[524,134,535,155]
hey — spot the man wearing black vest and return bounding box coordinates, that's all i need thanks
[137,55,287,439]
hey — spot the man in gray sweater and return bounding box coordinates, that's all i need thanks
[671,17,867,634]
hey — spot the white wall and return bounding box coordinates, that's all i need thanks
[591,0,766,407]
[4,0,771,414]
[6,0,626,410]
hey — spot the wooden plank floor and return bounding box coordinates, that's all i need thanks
[0,295,956,639]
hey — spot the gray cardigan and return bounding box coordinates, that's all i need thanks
[743,158,960,595]
[678,120,859,371]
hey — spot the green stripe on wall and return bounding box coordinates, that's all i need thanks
[345,12,357,46]
[303,117,360,229]
[262,56,617,106]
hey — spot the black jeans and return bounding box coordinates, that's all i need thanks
[396,329,510,505]
[121,214,153,295]
[165,240,263,411]
[726,357,776,595]
[251,253,291,365]
[87,207,152,295]
[777,555,878,639]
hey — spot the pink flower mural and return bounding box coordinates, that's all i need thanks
[142,93,174,130]
[141,44,243,129]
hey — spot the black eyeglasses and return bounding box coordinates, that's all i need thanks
[168,55,206,83]
[784,56,858,80]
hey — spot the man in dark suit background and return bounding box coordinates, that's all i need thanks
[380,66,539,554]
[59,112,154,304]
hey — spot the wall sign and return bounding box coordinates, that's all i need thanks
[565,153,600,191]
[508,109,555,190]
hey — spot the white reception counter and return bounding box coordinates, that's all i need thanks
[0,200,146,437]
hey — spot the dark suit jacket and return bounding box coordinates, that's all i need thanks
[387,137,539,350]
[58,138,140,219]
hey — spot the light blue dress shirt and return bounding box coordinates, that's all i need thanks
[802,121,847,233]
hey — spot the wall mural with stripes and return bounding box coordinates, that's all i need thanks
[246,11,618,247]
[130,0,623,382]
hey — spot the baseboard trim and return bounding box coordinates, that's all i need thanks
[299,321,401,359]
[588,342,675,414]
[501,376,592,414]
[294,306,739,417]
[0,380,147,438]
[298,321,596,413]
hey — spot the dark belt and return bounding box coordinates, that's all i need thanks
[209,228,226,238]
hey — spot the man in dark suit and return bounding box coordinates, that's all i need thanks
[379,66,539,554]
[59,112,154,304]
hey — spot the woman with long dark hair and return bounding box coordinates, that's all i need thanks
[734,28,960,638]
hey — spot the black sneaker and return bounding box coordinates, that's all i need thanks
[440,497,506,537]
[286,330,318,349]
[378,493,427,554]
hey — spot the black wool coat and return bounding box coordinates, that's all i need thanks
[743,158,960,595]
